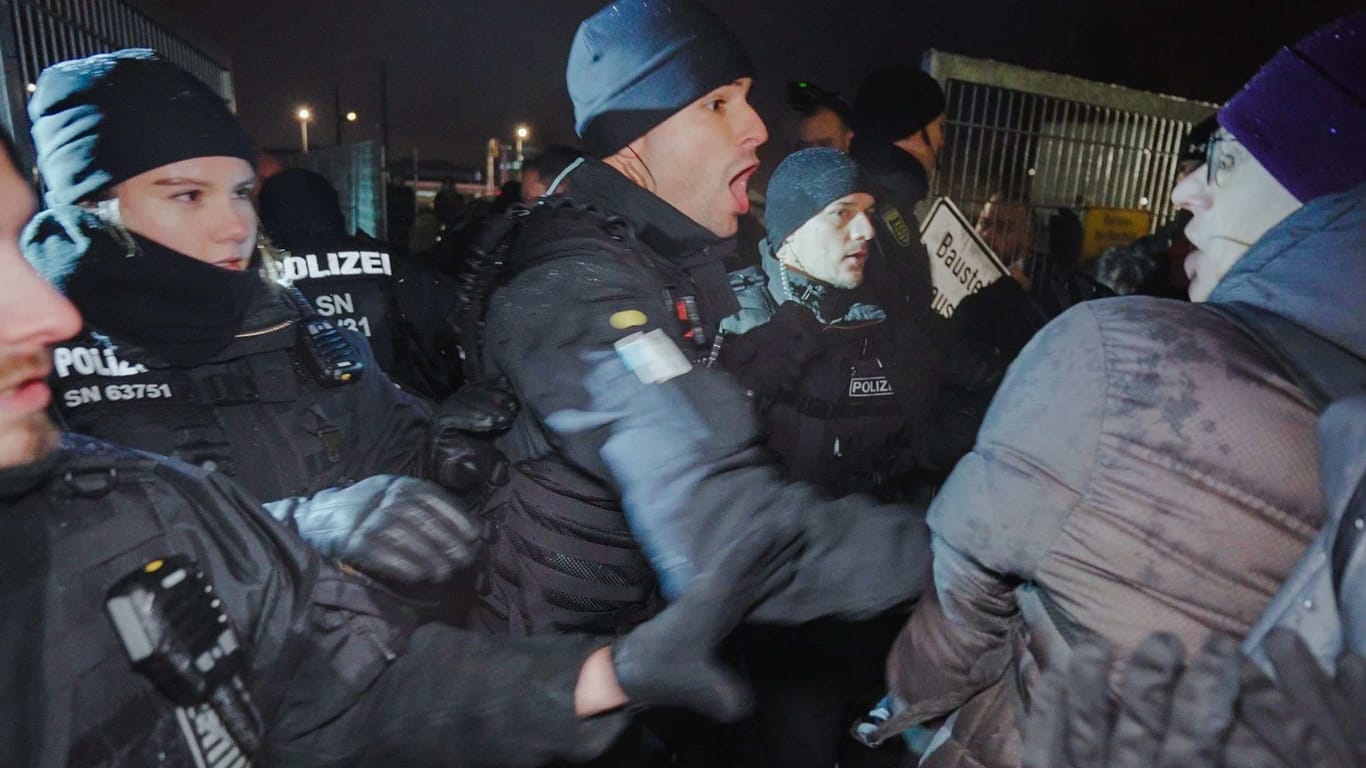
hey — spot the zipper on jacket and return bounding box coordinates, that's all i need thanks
[234,319,294,339]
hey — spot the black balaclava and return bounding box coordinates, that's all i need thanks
[23,206,261,367]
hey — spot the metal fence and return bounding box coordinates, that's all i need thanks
[924,50,1215,284]
[0,0,232,167]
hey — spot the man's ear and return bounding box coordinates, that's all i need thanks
[602,143,654,192]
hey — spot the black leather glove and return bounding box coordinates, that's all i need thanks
[1226,629,1366,768]
[611,520,803,721]
[717,302,824,396]
[1021,632,1241,768]
[432,377,520,434]
[429,378,516,500]
[269,475,483,585]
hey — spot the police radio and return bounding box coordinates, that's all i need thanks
[105,555,263,762]
[281,286,365,387]
[299,317,365,387]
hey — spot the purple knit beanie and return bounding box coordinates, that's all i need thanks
[1219,11,1366,202]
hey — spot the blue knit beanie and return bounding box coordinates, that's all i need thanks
[29,49,254,207]
[567,0,754,157]
[765,148,871,248]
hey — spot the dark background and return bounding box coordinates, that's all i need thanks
[140,0,1361,174]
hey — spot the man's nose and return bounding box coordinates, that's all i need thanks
[1,260,82,348]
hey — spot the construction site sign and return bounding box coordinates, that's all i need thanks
[920,197,1010,318]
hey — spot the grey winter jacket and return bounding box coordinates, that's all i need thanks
[889,183,1366,768]
[1243,394,1366,672]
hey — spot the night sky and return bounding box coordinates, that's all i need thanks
[144,0,1359,176]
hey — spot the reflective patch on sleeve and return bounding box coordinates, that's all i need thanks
[609,309,649,330]
[614,329,692,384]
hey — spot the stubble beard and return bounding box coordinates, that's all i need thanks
[0,410,61,469]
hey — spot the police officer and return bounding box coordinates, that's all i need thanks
[848,65,945,311]
[259,168,464,400]
[22,50,475,587]
[721,148,940,499]
[463,0,932,641]
[719,148,936,767]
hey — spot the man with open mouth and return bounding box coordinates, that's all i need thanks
[460,0,934,664]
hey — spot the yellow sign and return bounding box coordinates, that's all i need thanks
[1082,207,1152,260]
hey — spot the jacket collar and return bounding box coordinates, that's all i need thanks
[559,156,727,267]
[23,205,295,367]
[559,156,741,321]
[1209,182,1366,360]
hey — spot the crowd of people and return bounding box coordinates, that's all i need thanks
[0,1,1363,767]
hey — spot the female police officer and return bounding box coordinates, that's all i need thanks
[21,49,476,586]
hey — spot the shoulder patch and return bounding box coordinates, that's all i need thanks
[881,207,913,248]
[610,310,648,330]
[614,329,691,384]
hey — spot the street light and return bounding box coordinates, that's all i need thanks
[296,106,313,153]
[515,124,529,164]
[345,111,358,122]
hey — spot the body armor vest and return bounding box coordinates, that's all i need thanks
[49,312,364,502]
[3,441,251,768]
[766,318,909,498]
[460,200,667,636]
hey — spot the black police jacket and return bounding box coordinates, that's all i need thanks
[480,157,932,624]
[719,245,940,500]
[46,293,430,503]
[279,234,464,401]
[848,139,1006,474]
[25,207,432,504]
[849,138,936,312]
[0,436,625,768]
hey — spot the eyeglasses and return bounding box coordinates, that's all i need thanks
[1205,134,1239,188]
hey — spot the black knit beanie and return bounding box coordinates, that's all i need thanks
[1178,115,1219,166]
[851,66,946,145]
[567,0,754,157]
[765,148,871,248]
[29,49,255,206]
[258,168,348,249]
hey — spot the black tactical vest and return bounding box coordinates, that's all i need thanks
[279,246,398,371]
[459,200,670,637]
[49,322,362,502]
[3,441,248,768]
[765,318,911,498]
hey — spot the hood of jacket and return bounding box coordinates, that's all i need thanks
[1209,182,1366,360]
